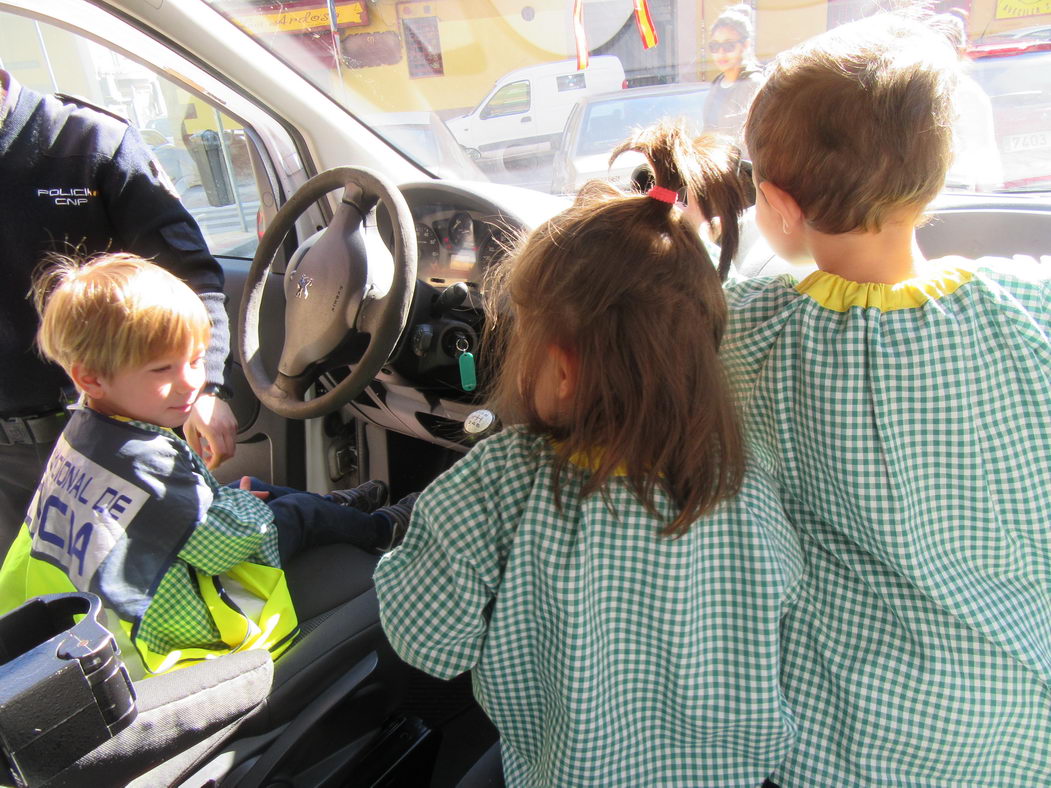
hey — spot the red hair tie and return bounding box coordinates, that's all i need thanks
[647,186,678,204]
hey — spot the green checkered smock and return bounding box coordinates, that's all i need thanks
[127,420,282,654]
[723,258,1051,786]
[375,426,804,787]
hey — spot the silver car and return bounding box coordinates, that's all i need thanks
[551,83,710,194]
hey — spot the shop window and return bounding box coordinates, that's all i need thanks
[403,16,443,78]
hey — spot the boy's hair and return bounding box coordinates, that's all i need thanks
[744,14,958,234]
[928,12,966,53]
[485,123,749,536]
[35,253,210,379]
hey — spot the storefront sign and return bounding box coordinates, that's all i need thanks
[995,0,1051,19]
[238,2,369,35]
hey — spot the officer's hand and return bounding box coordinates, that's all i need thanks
[185,395,237,469]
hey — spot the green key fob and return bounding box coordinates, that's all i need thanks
[458,350,477,392]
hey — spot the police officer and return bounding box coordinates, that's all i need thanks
[0,69,237,558]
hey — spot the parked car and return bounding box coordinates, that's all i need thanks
[968,38,1051,190]
[551,82,709,194]
[448,56,626,166]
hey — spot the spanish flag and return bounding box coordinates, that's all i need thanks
[573,0,659,71]
[633,0,659,50]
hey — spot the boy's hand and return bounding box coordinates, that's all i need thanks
[239,476,270,500]
[185,395,237,469]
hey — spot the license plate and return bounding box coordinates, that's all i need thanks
[1004,131,1051,152]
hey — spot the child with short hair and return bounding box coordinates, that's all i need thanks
[375,126,803,787]
[0,253,413,675]
[725,15,1051,785]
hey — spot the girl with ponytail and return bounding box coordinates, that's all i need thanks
[375,124,800,787]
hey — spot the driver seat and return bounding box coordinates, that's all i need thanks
[23,545,404,788]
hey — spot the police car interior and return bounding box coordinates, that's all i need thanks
[0,0,1048,786]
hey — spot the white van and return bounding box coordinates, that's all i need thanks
[449,56,626,165]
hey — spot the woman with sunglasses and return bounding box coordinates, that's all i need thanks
[703,4,763,156]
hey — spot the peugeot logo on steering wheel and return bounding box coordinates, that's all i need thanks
[295,274,314,299]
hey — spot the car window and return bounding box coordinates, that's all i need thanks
[971,54,1051,98]
[0,11,269,258]
[480,81,531,119]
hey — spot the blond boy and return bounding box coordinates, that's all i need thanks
[0,255,411,674]
[723,15,1051,786]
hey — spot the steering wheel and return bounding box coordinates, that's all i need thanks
[239,166,417,419]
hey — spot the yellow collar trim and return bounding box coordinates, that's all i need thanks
[553,442,629,476]
[795,266,975,313]
[86,407,177,436]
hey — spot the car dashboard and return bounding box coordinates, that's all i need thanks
[330,181,563,452]
[414,206,513,294]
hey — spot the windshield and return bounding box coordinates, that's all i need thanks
[199,0,1050,196]
[7,0,1050,196]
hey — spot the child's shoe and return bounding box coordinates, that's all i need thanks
[327,480,389,512]
[376,493,419,552]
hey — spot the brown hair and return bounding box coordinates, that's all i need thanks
[35,253,210,380]
[485,123,748,536]
[612,125,752,279]
[744,14,957,234]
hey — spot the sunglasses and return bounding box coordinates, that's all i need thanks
[709,39,743,53]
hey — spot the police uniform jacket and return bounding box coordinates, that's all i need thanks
[0,71,229,416]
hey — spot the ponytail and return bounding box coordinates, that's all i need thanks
[611,122,751,280]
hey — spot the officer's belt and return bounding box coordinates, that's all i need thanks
[0,410,69,446]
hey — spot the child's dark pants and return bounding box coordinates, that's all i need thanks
[236,478,392,563]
